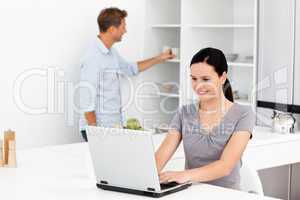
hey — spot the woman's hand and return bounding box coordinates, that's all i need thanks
[159,171,192,184]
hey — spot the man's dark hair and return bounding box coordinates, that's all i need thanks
[97,7,127,33]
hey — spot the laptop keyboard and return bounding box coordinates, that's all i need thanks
[160,181,180,190]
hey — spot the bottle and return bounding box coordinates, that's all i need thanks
[3,130,15,164]
[7,140,17,168]
[0,140,4,167]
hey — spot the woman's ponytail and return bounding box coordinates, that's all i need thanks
[223,79,234,102]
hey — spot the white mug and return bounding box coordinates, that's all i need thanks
[171,47,179,57]
[162,46,171,54]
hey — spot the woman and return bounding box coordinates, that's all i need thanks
[155,47,254,190]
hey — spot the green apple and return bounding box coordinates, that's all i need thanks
[126,118,143,130]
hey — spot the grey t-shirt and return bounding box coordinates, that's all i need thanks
[169,102,255,190]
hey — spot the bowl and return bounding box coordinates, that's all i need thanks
[225,53,239,62]
[154,126,170,134]
[155,82,179,94]
[244,55,254,62]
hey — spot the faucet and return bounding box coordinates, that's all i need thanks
[271,110,296,134]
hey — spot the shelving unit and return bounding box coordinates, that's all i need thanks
[143,0,257,126]
[166,59,180,63]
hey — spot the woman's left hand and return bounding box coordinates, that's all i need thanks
[159,171,192,184]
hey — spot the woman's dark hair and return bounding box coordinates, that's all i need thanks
[190,47,234,102]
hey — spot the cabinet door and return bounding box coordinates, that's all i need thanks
[294,1,300,106]
[257,0,295,105]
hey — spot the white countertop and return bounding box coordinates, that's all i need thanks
[0,142,278,200]
[248,126,300,147]
[152,126,300,159]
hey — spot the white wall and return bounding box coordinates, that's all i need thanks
[0,0,146,149]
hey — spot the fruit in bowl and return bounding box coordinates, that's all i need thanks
[125,118,144,130]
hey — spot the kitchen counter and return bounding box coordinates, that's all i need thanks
[0,140,278,200]
[249,126,300,147]
[2,125,299,200]
[152,126,300,170]
[244,126,300,170]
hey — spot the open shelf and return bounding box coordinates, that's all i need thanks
[157,92,180,98]
[228,62,254,67]
[235,99,252,106]
[143,27,180,59]
[182,0,255,25]
[166,59,180,63]
[188,24,255,28]
[152,24,181,28]
[145,0,181,25]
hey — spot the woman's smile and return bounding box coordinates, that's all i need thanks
[196,89,209,95]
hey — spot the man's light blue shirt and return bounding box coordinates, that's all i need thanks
[79,38,139,131]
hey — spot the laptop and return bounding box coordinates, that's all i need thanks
[86,126,192,198]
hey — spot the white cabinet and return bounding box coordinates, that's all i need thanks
[291,2,300,200]
[256,0,300,126]
[294,0,300,106]
[257,0,295,105]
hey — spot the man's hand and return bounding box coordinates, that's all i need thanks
[159,171,192,184]
[137,49,176,72]
[158,49,176,62]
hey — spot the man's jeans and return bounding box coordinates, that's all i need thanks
[81,130,88,142]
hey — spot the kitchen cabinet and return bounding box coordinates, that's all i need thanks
[294,0,300,106]
[257,0,295,105]
[291,1,300,199]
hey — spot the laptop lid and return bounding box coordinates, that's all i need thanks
[86,126,161,192]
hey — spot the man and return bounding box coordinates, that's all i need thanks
[79,7,175,141]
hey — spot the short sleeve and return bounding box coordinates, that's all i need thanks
[114,49,139,76]
[169,108,183,133]
[233,108,255,139]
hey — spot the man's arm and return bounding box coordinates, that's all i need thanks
[80,58,99,127]
[137,49,175,72]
